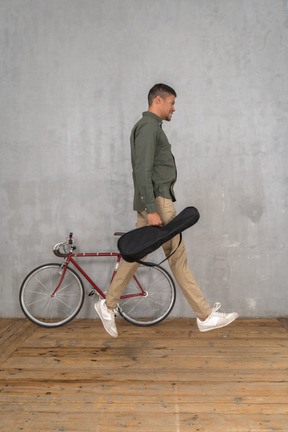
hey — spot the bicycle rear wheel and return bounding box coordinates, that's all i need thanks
[118,263,176,326]
[19,263,84,328]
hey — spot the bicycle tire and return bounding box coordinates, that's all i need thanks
[19,263,85,328]
[118,263,176,326]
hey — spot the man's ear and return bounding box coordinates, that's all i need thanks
[155,95,162,105]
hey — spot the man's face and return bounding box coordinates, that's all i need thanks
[158,94,176,121]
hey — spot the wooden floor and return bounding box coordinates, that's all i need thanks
[0,318,288,432]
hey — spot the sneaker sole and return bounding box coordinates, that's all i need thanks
[94,303,118,338]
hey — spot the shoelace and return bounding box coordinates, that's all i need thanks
[212,302,221,312]
[211,302,226,317]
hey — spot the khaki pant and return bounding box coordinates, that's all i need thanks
[106,197,212,319]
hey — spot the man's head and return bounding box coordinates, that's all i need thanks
[148,83,177,121]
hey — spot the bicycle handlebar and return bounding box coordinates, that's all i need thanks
[53,233,76,257]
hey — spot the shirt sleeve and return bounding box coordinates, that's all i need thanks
[133,122,158,213]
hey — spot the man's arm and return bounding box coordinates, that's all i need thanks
[132,123,162,226]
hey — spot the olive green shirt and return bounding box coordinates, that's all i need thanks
[130,111,177,213]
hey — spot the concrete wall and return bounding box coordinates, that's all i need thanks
[1,0,287,318]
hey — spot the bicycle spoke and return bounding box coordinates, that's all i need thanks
[54,279,76,294]
[35,296,54,319]
[119,264,175,326]
[24,289,50,297]
[35,276,50,291]
[20,264,84,327]
[25,295,50,308]
[142,296,167,308]
[51,295,76,311]
[120,297,144,315]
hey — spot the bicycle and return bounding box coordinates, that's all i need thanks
[19,232,176,328]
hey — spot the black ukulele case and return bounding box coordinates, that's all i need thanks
[117,206,200,263]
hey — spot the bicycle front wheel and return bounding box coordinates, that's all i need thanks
[20,263,84,328]
[118,263,176,326]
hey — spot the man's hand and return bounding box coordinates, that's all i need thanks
[147,212,162,227]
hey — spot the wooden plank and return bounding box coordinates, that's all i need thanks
[0,367,287,383]
[21,332,288,348]
[1,402,287,415]
[1,380,286,397]
[0,412,288,432]
[4,345,288,358]
[1,389,288,413]
[0,319,37,366]
[2,349,288,370]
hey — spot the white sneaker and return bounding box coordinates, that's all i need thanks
[94,299,118,338]
[197,302,239,332]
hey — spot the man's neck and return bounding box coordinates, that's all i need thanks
[148,107,164,120]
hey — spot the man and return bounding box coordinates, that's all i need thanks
[95,83,238,337]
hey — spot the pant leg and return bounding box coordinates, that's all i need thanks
[105,211,147,309]
[155,197,212,319]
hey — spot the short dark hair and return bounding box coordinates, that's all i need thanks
[148,83,177,106]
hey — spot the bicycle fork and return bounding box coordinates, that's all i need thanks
[51,258,71,297]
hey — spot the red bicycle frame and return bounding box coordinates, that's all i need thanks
[52,249,145,301]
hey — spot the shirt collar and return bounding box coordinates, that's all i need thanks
[142,111,163,127]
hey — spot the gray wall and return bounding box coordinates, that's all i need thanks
[1,0,287,319]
